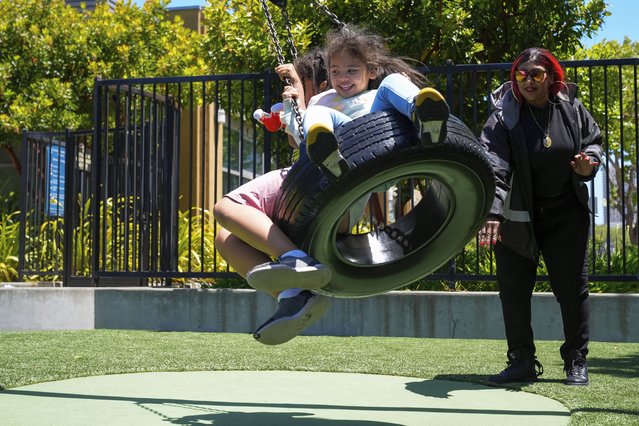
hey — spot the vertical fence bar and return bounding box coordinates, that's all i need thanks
[91,80,102,284]
[200,81,207,273]
[62,129,75,285]
[123,85,132,273]
[17,131,30,281]
[617,65,627,273]
[634,64,639,268]
[586,65,599,276]
[187,81,195,273]
[213,81,222,273]
[150,83,159,274]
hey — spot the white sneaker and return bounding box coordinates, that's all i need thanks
[246,255,331,293]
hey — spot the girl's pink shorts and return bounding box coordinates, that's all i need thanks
[223,167,290,219]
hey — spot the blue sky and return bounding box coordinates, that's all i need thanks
[582,0,639,46]
[135,0,639,46]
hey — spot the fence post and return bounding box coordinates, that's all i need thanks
[91,79,101,286]
[17,130,29,282]
[445,59,457,290]
[62,129,75,286]
[160,89,179,284]
[445,59,455,108]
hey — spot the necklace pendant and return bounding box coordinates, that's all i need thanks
[544,134,552,148]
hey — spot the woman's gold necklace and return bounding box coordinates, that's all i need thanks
[527,103,552,148]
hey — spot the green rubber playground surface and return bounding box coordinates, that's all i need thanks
[0,370,569,425]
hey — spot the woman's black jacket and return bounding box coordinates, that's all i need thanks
[479,82,603,260]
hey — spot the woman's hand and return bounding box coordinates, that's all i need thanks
[478,219,500,246]
[570,152,600,176]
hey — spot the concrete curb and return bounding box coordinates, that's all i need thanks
[0,288,637,342]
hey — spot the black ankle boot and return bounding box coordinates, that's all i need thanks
[564,350,589,386]
[487,349,544,386]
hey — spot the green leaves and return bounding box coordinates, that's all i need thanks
[573,39,639,246]
[0,0,614,149]
[0,211,19,281]
[201,0,315,74]
[0,0,206,148]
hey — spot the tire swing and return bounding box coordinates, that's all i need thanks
[258,0,495,296]
[273,110,495,297]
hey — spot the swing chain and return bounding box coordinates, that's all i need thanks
[258,0,305,142]
[311,0,345,27]
[281,7,299,62]
[259,0,287,66]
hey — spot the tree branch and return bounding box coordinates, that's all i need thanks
[2,145,21,175]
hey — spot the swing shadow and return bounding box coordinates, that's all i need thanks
[1,377,571,425]
[0,388,400,425]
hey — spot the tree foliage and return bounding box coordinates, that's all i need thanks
[0,0,86,143]
[201,0,608,71]
[574,38,639,245]
[201,0,317,74]
[0,0,206,169]
[461,0,608,62]
[0,0,616,175]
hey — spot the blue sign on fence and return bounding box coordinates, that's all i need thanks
[46,143,65,217]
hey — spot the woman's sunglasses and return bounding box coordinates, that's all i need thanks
[515,69,547,82]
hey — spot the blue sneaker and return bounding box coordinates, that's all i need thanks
[253,291,330,345]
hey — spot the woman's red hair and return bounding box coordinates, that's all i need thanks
[510,47,564,103]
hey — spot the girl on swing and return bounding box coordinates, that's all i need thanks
[214,24,449,346]
[297,24,449,181]
[214,48,333,346]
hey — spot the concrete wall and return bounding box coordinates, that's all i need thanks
[0,287,637,342]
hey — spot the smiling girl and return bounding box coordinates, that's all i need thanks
[282,24,450,181]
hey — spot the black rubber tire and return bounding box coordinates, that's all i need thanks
[274,109,495,297]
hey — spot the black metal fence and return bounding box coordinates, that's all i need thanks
[18,130,93,284]
[18,58,639,286]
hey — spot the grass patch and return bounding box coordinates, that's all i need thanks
[0,330,637,425]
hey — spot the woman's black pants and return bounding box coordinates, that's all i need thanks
[494,200,590,361]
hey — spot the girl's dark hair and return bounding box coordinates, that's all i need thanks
[324,24,425,88]
[294,47,328,96]
[510,47,565,102]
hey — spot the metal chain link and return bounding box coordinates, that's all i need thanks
[259,0,287,66]
[279,7,304,141]
[311,0,345,27]
[258,0,305,141]
[281,8,299,62]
